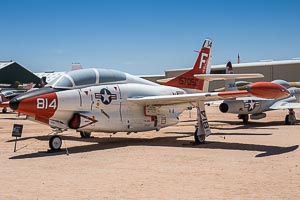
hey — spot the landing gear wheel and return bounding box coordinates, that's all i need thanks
[194,128,206,144]
[239,114,249,123]
[49,135,62,151]
[2,108,7,113]
[80,131,91,138]
[285,115,290,125]
[285,114,296,125]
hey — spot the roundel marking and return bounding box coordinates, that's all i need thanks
[100,88,112,105]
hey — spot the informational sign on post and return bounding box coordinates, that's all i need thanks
[12,124,23,137]
[12,124,23,152]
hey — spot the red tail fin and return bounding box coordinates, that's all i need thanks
[164,39,213,91]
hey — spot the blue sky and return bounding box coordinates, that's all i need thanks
[0,0,299,74]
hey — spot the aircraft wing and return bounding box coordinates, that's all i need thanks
[269,102,300,110]
[157,74,263,83]
[128,82,290,106]
[128,90,252,105]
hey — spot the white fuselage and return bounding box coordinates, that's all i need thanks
[50,83,187,133]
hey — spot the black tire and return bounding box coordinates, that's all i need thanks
[49,135,62,151]
[285,114,296,125]
[80,131,91,138]
[2,108,7,113]
[242,114,249,123]
[285,115,290,125]
[194,128,205,144]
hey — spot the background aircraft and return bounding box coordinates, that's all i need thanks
[9,39,289,151]
[217,62,300,124]
[0,89,27,113]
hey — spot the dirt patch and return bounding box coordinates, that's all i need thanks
[0,107,299,199]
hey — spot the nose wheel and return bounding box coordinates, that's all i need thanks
[49,135,62,151]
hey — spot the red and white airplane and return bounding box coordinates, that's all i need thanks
[9,39,290,151]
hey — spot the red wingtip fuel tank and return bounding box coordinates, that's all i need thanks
[247,82,290,99]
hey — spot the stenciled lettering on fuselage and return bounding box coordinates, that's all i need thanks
[244,100,260,111]
[95,88,117,105]
[179,77,199,87]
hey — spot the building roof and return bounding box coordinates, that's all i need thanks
[165,59,300,72]
[0,61,41,84]
[35,71,66,83]
[0,61,15,69]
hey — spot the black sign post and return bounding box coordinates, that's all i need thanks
[12,124,23,152]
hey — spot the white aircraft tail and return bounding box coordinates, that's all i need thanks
[225,61,237,91]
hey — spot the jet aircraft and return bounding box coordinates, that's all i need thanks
[9,39,290,151]
[0,89,27,113]
[218,62,300,124]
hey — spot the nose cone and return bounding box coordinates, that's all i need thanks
[9,97,20,111]
[9,87,58,113]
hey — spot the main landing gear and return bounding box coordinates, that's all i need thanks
[80,131,91,138]
[238,114,249,123]
[194,128,206,144]
[194,102,211,144]
[285,109,297,125]
[2,108,7,113]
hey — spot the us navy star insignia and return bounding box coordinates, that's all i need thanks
[95,88,117,105]
[244,100,260,111]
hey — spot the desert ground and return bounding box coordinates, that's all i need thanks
[0,106,299,200]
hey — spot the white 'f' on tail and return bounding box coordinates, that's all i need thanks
[164,39,213,92]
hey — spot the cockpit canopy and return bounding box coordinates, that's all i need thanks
[47,68,127,89]
[46,68,157,89]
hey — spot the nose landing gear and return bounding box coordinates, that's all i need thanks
[49,135,62,151]
[48,129,64,151]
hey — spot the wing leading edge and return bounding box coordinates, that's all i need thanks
[127,90,251,105]
[128,82,290,106]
